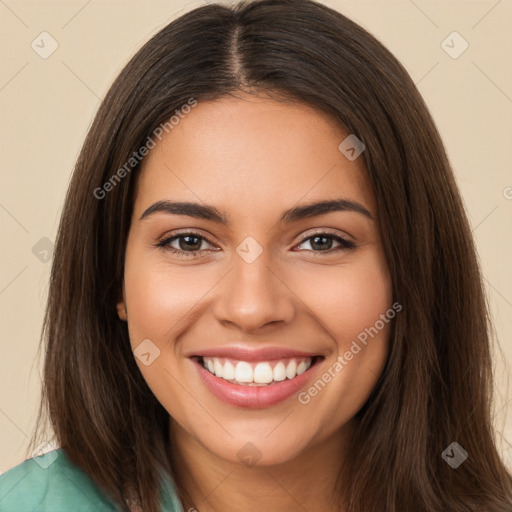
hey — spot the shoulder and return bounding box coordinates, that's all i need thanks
[0,448,185,512]
[0,448,119,511]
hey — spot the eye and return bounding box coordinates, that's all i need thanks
[156,231,217,258]
[294,231,356,254]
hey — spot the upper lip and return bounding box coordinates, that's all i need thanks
[187,345,323,362]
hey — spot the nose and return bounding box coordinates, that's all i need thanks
[211,248,296,333]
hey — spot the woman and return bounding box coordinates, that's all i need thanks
[1,0,511,510]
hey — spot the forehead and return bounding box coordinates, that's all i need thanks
[133,94,376,222]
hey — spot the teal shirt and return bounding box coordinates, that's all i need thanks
[0,448,184,512]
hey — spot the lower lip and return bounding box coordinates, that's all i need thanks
[193,358,320,408]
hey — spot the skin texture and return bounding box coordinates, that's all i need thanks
[117,93,393,511]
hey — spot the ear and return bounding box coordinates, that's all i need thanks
[116,282,128,321]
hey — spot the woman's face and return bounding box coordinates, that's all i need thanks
[118,93,393,466]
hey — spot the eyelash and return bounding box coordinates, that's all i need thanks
[155,230,357,258]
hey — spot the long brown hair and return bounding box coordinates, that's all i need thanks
[28,0,512,510]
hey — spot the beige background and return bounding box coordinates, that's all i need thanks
[1,0,511,473]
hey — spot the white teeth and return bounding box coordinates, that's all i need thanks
[296,361,307,375]
[273,362,286,381]
[286,360,297,379]
[202,356,314,385]
[223,360,235,380]
[235,361,253,383]
[214,358,224,378]
[253,362,273,384]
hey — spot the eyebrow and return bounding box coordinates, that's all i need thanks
[139,198,375,223]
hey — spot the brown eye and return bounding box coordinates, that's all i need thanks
[156,232,216,258]
[295,232,356,253]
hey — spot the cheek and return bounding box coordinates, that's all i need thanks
[123,256,215,348]
[291,251,393,422]
[293,250,393,347]
[122,254,212,421]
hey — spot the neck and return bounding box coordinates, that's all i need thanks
[169,418,356,512]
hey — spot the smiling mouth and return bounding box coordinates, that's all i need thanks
[194,355,323,386]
